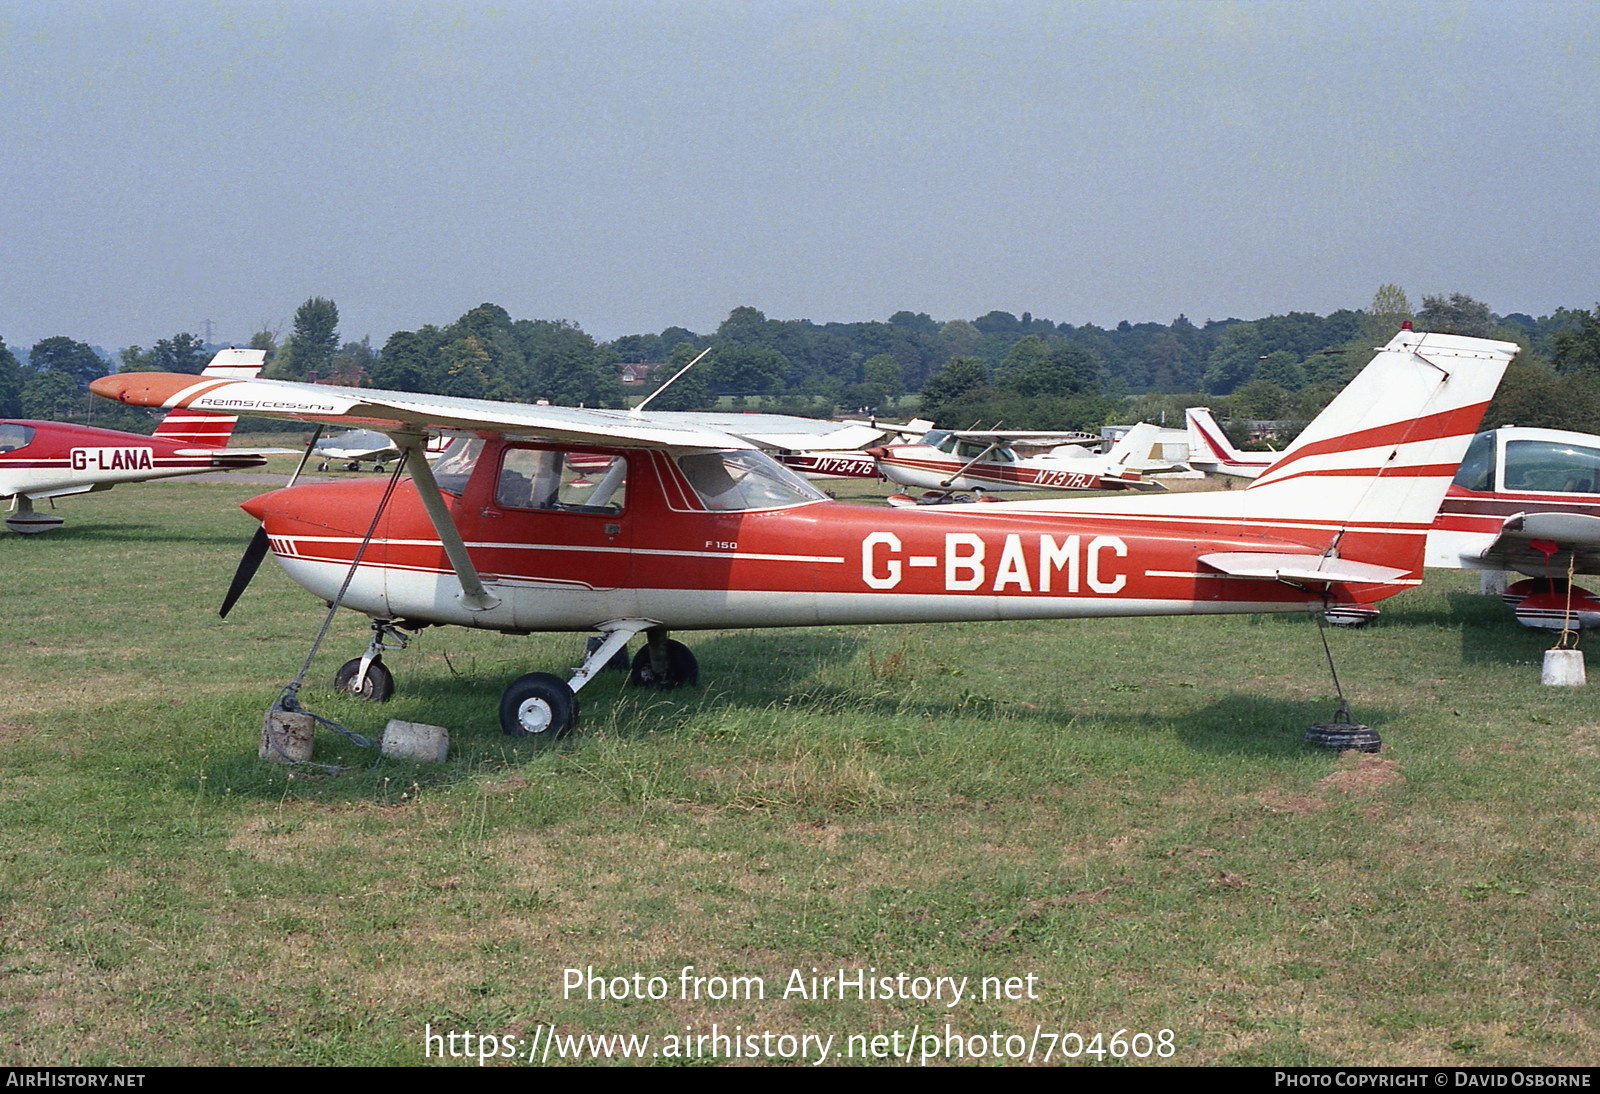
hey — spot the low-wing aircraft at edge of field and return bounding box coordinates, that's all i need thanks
[2,348,279,533]
[92,327,1518,739]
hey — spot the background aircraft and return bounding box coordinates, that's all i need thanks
[650,412,931,479]
[2,348,274,533]
[870,422,1174,501]
[1184,406,1276,479]
[93,328,1517,738]
[1427,425,1600,628]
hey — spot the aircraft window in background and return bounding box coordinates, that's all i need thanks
[0,423,35,453]
[497,449,627,513]
[925,430,957,454]
[678,450,828,511]
[1453,431,1497,492]
[431,437,484,495]
[1503,438,1600,494]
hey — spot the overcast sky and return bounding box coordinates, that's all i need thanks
[3,0,1597,353]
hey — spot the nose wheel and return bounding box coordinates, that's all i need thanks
[334,656,395,700]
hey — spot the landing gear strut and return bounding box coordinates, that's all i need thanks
[495,620,698,738]
[332,620,412,701]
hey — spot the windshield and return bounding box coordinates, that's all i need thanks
[0,423,34,453]
[1452,431,1496,492]
[431,437,483,495]
[678,450,828,511]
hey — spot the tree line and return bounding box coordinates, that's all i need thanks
[5,287,1600,437]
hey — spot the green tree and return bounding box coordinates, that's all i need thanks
[642,342,716,410]
[1417,292,1494,338]
[280,296,340,379]
[29,337,106,389]
[1552,304,1600,378]
[0,337,23,417]
[21,369,81,418]
[917,355,990,423]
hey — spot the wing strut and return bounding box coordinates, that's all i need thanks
[941,442,1003,488]
[400,436,501,612]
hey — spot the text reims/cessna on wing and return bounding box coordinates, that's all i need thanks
[92,329,1517,738]
[2,348,274,533]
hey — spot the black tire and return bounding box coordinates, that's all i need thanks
[628,640,698,689]
[1303,721,1382,753]
[333,657,395,701]
[499,673,578,738]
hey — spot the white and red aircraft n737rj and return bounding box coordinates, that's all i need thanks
[2,348,273,533]
[868,421,1172,497]
[92,329,1517,738]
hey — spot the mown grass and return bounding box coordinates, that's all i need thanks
[0,472,1595,1066]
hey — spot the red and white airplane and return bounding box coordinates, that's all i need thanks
[1426,425,1600,628]
[2,348,273,533]
[1184,406,1276,480]
[869,422,1173,501]
[92,328,1517,737]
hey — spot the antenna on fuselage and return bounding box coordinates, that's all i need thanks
[632,346,714,415]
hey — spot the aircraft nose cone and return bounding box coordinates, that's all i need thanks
[865,446,888,458]
[239,487,283,523]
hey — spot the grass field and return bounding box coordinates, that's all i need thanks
[1,464,1596,1066]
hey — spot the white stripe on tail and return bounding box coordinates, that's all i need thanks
[151,348,269,446]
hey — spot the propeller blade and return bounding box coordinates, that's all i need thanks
[220,527,270,618]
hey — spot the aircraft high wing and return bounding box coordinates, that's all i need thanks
[2,348,279,533]
[92,328,1518,738]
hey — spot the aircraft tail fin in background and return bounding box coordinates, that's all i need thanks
[1185,406,1269,478]
[151,348,269,447]
[1105,421,1165,471]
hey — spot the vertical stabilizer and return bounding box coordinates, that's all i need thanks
[151,348,269,446]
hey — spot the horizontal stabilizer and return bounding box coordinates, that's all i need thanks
[1199,552,1412,586]
[1472,511,1600,575]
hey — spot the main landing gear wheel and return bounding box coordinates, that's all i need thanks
[628,640,698,689]
[500,673,578,738]
[333,657,395,701]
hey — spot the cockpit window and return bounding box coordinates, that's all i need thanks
[0,423,34,453]
[924,429,954,453]
[496,449,626,513]
[431,437,483,495]
[1503,438,1600,494]
[1453,431,1496,492]
[678,450,828,511]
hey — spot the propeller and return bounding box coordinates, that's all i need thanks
[219,425,324,619]
[220,527,270,618]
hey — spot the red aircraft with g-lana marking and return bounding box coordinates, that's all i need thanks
[91,329,1518,738]
[2,348,277,533]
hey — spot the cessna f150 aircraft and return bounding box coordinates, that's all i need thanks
[869,421,1173,501]
[92,328,1517,738]
[2,348,273,533]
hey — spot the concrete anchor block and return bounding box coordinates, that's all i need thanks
[261,709,315,763]
[381,719,449,762]
[1541,648,1586,687]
